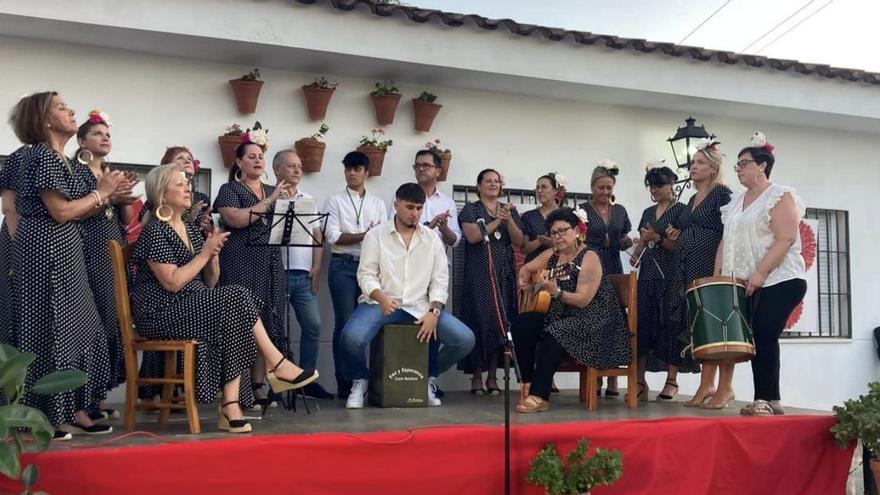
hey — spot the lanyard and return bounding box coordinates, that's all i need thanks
[345,188,366,227]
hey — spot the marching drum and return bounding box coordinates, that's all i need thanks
[685,276,756,363]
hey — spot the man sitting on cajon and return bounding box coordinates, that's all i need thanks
[341,183,475,409]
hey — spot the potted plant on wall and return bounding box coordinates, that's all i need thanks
[832,381,880,493]
[295,123,330,173]
[526,439,624,495]
[302,77,338,121]
[357,128,393,176]
[229,68,263,114]
[426,138,452,182]
[370,80,401,126]
[412,91,442,132]
[218,121,267,168]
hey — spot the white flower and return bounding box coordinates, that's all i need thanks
[249,129,268,148]
[554,173,569,189]
[645,159,666,171]
[749,131,767,148]
[574,207,589,224]
[98,111,113,127]
[596,159,617,171]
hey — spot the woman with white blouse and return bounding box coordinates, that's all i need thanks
[714,132,806,417]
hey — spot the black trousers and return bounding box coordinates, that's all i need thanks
[511,312,567,401]
[750,278,807,401]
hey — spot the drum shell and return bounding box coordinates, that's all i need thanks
[686,277,756,363]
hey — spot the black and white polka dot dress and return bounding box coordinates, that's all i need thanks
[545,249,631,369]
[520,207,552,264]
[13,144,109,426]
[74,160,129,391]
[129,220,259,404]
[577,202,632,275]
[0,146,28,346]
[677,185,733,284]
[213,182,287,351]
[457,201,524,373]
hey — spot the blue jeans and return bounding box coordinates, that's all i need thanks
[341,303,475,381]
[287,270,322,370]
[327,256,361,382]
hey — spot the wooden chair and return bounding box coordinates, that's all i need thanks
[108,240,200,434]
[558,271,639,411]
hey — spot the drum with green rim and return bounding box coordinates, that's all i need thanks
[685,276,755,363]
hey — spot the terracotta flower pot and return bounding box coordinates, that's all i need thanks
[302,86,335,121]
[217,135,241,168]
[412,99,442,132]
[357,144,386,176]
[295,138,327,173]
[438,151,452,182]
[229,79,263,114]
[370,94,401,126]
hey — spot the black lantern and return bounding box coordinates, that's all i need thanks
[667,116,710,200]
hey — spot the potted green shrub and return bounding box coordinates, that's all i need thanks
[526,439,623,495]
[0,343,88,495]
[301,77,338,121]
[295,123,330,173]
[412,91,442,132]
[229,68,263,114]
[831,381,880,493]
[369,80,401,126]
[357,128,393,176]
[218,121,267,168]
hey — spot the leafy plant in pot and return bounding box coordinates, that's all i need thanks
[229,68,263,114]
[357,128,393,177]
[295,123,330,173]
[425,139,452,182]
[218,121,267,168]
[0,343,88,495]
[369,80,401,126]
[412,91,442,132]
[831,381,880,493]
[301,77,338,121]
[526,439,623,495]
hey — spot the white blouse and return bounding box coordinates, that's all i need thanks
[720,183,806,287]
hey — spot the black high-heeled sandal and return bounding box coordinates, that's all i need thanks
[218,400,252,433]
[250,382,275,409]
[657,380,679,401]
[266,358,319,393]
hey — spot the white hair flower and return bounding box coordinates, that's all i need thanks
[574,207,588,224]
[246,129,268,148]
[596,159,618,171]
[645,159,666,171]
[749,131,767,148]
[553,172,569,189]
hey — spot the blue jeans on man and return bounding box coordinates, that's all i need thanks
[286,270,321,370]
[341,303,475,381]
[327,255,361,394]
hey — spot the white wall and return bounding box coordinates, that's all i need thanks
[1,34,878,410]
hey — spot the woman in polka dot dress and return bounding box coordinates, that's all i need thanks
[131,164,317,433]
[0,143,30,347]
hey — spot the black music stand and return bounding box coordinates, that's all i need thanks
[247,200,329,415]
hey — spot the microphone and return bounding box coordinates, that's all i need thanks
[476,218,490,244]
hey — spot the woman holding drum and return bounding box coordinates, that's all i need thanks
[715,132,806,416]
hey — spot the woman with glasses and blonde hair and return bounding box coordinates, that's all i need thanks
[129,164,317,433]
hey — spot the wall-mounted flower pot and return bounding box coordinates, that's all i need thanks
[439,151,452,182]
[295,138,327,173]
[356,144,386,176]
[229,79,263,114]
[217,135,241,168]
[412,99,442,132]
[302,86,335,121]
[370,94,401,126]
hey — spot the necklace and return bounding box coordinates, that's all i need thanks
[345,188,366,227]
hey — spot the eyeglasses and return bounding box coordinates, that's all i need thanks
[548,226,573,238]
[734,159,756,169]
[412,163,438,170]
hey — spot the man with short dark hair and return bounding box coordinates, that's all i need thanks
[412,150,460,247]
[341,183,475,409]
[323,152,388,398]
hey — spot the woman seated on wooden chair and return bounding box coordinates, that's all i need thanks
[513,208,631,413]
[128,164,318,433]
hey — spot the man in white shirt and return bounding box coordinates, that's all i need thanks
[413,150,460,248]
[272,150,333,400]
[341,183,475,409]
[324,151,388,398]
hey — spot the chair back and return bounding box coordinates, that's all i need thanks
[108,240,138,348]
[607,271,638,365]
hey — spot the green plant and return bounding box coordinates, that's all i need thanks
[527,439,623,495]
[305,77,338,90]
[371,80,400,97]
[309,123,330,141]
[224,121,267,137]
[359,128,393,152]
[416,91,438,103]
[239,68,261,81]
[0,343,88,495]
[832,381,880,456]
[425,138,449,154]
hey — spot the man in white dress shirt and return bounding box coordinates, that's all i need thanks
[324,151,388,398]
[413,150,460,248]
[341,183,474,408]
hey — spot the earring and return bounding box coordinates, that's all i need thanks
[234,170,243,182]
[156,204,173,222]
[76,149,94,165]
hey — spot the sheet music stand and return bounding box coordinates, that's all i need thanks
[247,200,329,414]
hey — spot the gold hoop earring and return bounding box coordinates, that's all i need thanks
[76,149,94,165]
[156,204,173,222]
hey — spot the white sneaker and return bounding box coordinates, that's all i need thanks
[428,378,441,407]
[346,379,368,409]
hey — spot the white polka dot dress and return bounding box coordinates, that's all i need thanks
[677,185,732,284]
[0,146,28,346]
[577,202,632,275]
[129,220,259,404]
[14,144,109,426]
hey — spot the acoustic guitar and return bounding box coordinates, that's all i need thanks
[518,261,581,314]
